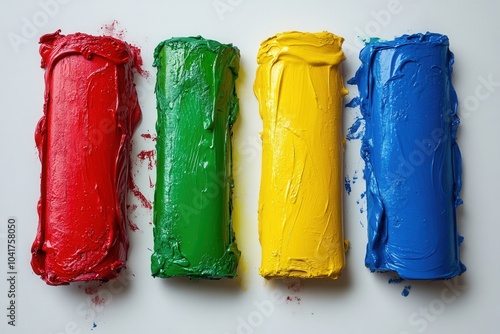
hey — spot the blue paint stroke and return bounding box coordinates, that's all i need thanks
[344,176,352,195]
[352,32,465,280]
[345,96,361,108]
[346,117,364,141]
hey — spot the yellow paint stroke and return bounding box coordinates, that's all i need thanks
[254,31,348,279]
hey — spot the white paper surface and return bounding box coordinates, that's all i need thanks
[1,0,499,333]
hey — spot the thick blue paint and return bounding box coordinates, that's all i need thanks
[352,33,465,280]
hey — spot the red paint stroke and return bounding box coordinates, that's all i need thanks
[137,150,155,170]
[31,31,141,285]
[149,176,154,188]
[129,172,152,209]
[141,133,157,141]
[128,222,140,232]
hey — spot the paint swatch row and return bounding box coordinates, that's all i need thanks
[31,30,464,285]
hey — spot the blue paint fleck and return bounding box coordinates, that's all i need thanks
[346,117,364,141]
[92,322,97,330]
[360,192,366,199]
[360,207,364,214]
[402,285,412,297]
[344,177,352,195]
[359,221,364,227]
[388,276,405,284]
[345,96,361,108]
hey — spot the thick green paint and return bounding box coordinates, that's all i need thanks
[151,36,240,279]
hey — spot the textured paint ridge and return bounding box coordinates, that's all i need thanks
[254,31,348,279]
[351,32,465,280]
[32,30,141,285]
[152,36,240,279]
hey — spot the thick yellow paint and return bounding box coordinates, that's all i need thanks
[254,31,348,279]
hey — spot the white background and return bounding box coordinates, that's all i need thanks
[1,0,499,333]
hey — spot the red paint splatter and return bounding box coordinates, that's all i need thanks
[137,150,155,170]
[92,295,106,306]
[128,44,149,78]
[128,222,140,232]
[149,176,154,188]
[286,296,301,304]
[100,21,148,79]
[287,280,303,293]
[85,286,98,295]
[82,282,102,295]
[129,172,152,209]
[148,222,152,225]
[100,20,125,39]
[141,133,157,141]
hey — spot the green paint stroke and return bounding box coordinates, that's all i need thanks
[152,36,240,279]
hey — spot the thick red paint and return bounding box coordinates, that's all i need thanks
[31,30,141,285]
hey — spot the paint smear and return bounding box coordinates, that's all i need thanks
[31,30,141,285]
[345,96,360,108]
[353,32,465,280]
[255,31,348,279]
[151,36,240,279]
[129,172,152,209]
[346,116,364,141]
